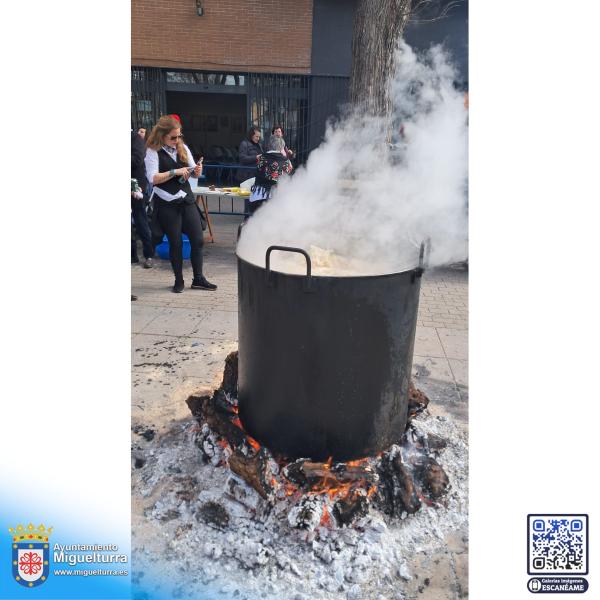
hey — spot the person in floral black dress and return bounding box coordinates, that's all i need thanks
[248,136,293,215]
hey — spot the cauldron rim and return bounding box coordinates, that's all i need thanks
[235,252,421,281]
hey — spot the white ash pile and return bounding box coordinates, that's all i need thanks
[131,351,467,600]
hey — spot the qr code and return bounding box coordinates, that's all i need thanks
[528,514,588,574]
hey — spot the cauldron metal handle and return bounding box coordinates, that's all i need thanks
[412,240,428,282]
[265,245,313,291]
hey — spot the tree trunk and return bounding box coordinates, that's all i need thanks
[350,0,413,116]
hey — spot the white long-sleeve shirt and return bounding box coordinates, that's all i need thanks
[145,144,196,202]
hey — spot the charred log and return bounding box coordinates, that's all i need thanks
[212,389,238,416]
[282,459,310,488]
[186,393,210,420]
[221,351,238,394]
[413,456,450,501]
[283,460,378,490]
[331,462,379,484]
[228,447,274,501]
[376,447,421,516]
[333,490,370,527]
[203,396,248,450]
[408,382,430,419]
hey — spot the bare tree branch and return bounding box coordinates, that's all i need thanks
[410,0,464,24]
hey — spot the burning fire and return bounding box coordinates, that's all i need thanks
[189,356,450,533]
[229,414,262,452]
[222,410,379,507]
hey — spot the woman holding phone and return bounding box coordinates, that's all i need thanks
[145,115,216,293]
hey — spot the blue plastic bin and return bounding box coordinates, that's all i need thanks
[156,234,191,260]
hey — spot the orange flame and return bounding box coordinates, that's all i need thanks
[345,457,371,467]
[247,436,261,451]
[222,414,380,504]
[229,415,262,453]
[319,507,333,528]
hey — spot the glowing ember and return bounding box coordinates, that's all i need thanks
[247,436,261,452]
[319,507,333,528]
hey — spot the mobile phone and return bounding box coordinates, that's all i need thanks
[178,167,195,183]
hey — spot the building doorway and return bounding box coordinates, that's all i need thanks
[166,91,247,163]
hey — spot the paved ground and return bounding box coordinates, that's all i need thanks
[132,216,240,430]
[131,214,468,599]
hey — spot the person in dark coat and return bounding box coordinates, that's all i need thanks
[237,127,263,182]
[131,130,154,268]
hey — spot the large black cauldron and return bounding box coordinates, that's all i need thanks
[237,245,423,461]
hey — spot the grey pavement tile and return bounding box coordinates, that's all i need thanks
[406,552,457,600]
[140,307,206,336]
[437,327,468,360]
[131,304,164,333]
[180,339,238,379]
[162,301,237,312]
[448,358,468,388]
[414,327,446,358]
[131,283,175,298]
[453,552,469,599]
[194,309,238,340]
[413,356,468,427]
[132,333,237,383]
[421,379,468,426]
[131,333,143,364]
[445,530,469,555]
[132,374,213,431]
[428,306,451,315]
[413,355,454,383]
[132,334,205,374]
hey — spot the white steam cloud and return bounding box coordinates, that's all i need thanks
[237,41,468,276]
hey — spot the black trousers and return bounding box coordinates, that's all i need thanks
[131,195,153,260]
[156,199,204,282]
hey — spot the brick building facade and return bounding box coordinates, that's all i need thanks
[131,0,314,74]
[131,0,467,172]
[131,0,355,170]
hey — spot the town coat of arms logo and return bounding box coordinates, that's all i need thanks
[9,523,52,588]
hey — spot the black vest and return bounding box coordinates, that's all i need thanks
[156,148,194,202]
